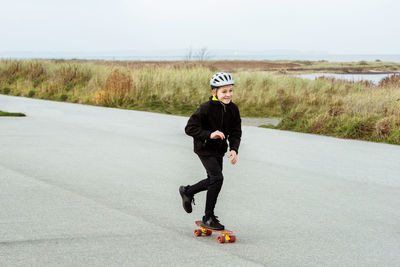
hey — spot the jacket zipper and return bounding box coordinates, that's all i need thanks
[220,102,226,128]
[217,102,226,153]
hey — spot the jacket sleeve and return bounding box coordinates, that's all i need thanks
[228,106,242,154]
[185,106,211,140]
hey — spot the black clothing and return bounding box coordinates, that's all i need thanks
[179,186,194,213]
[185,96,242,157]
[201,215,225,230]
[185,156,223,218]
[183,96,242,221]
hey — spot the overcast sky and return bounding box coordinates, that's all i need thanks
[1,0,399,54]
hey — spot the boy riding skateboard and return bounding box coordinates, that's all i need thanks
[179,72,242,230]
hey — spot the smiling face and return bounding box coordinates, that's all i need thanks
[213,84,234,104]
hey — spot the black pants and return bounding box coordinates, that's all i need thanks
[186,155,224,218]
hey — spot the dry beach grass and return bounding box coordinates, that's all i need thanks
[1,59,400,144]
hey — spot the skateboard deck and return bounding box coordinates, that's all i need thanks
[194,220,236,243]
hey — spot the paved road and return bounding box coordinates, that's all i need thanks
[1,95,399,266]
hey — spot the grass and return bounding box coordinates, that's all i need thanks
[1,59,400,145]
[0,110,26,117]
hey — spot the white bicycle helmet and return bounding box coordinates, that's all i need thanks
[210,72,234,89]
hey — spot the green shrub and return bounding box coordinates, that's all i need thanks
[337,117,375,139]
[28,90,35,97]
[60,94,68,101]
[2,87,11,94]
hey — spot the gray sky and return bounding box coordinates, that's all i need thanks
[1,0,399,54]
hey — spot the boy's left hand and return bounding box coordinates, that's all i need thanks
[228,150,237,165]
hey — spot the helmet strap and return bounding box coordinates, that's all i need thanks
[211,88,219,101]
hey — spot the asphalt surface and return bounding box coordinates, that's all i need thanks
[1,95,399,266]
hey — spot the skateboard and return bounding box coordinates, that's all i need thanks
[194,220,236,243]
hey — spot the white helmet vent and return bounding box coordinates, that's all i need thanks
[210,72,234,88]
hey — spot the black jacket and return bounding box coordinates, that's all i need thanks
[185,96,242,157]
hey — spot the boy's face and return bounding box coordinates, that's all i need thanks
[213,85,234,104]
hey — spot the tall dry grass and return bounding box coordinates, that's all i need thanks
[1,59,400,144]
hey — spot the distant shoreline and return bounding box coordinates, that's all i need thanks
[1,53,400,63]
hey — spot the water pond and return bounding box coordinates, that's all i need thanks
[297,73,398,85]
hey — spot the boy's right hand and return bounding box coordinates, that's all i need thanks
[210,130,225,140]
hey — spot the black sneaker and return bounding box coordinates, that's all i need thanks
[179,186,195,213]
[201,215,224,230]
